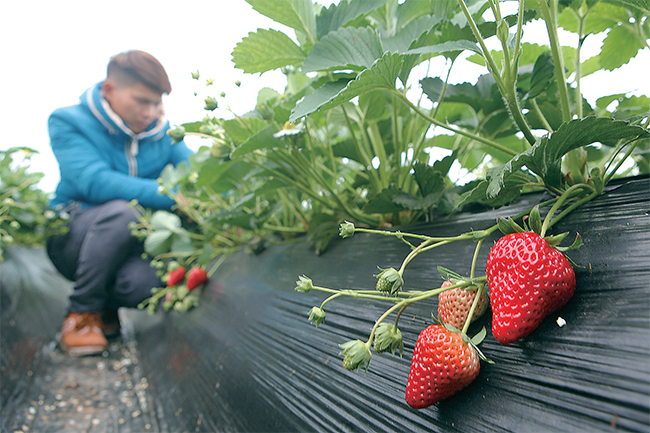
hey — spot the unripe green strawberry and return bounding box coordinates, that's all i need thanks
[405,324,480,408]
[438,280,489,330]
[374,267,403,296]
[486,231,575,344]
[373,323,403,356]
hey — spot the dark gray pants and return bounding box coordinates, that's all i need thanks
[46,200,161,313]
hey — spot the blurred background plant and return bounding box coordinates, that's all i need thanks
[135,0,647,272]
[0,147,67,261]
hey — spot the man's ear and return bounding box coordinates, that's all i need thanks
[102,79,117,98]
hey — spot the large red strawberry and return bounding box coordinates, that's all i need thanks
[405,324,480,409]
[486,231,575,344]
[166,266,186,287]
[438,280,489,330]
[186,267,208,291]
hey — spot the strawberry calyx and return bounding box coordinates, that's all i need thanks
[373,323,404,356]
[497,205,582,254]
[339,339,372,371]
[431,315,493,364]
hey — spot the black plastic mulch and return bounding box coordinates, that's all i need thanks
[129,176,650,433]
[0,248,158,433]
[2,176,649,432]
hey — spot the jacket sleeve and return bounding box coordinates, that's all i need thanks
[49,112,175,210]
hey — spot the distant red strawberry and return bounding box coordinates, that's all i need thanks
[438,280,489,330]
[186,267,208,291]
[405,324,480,409]
[166,266,186,287]
[486,231,575,344]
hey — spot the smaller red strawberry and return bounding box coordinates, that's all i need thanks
[438,280,489,330]
[405,324,480,409]
[166,266,186,287]
[186,267,208,291]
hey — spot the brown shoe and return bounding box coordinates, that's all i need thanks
[100,309,121,339]
[60,312,108,356]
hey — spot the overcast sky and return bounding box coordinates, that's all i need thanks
[1,0,647,193]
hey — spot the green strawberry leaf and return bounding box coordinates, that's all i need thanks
[232,28,306,74]
[303,26,384,72]
[316,0,389,39]
[289,80,350,122]
[230,126,278,159]
[144,230,173,257]
[599,24,646,71]
[528,52,554,99]
[363,187,407,214]
[290,52,404,121]
[150,211,182,231]
[246,0,317,43]
[486,117,650,196]
[391,190,443,210]
[403,40,482,56]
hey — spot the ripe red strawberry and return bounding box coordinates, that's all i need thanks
[486,231,575,344]
[186,267,208,291]
[438,280,489,330]
[405,324,480,409]
[166,266,186,287]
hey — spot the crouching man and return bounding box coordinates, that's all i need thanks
[47,50,192,355]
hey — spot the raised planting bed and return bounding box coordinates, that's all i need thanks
[126,175,650,432]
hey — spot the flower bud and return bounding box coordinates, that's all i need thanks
[497,19,510,45]
[339,221,355,238]
[191,70,200,80]
[373,323,403,356]
[204,97,218,111]
[167,125,186,144]
[339,340,372,371]
[308,306,326,327]
[295,275,313,293]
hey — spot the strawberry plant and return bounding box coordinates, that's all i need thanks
[0,147,67,261]
[129,0,647,408]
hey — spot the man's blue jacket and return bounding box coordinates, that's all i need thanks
[48,82,192,210]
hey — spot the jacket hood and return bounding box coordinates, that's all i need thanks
[80,82,168,142]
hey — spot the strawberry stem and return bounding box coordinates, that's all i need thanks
[469,240,483,280]
[540,184,594,237]
[461,282,486,335]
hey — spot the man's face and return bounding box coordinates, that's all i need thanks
[102,80,163,133]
